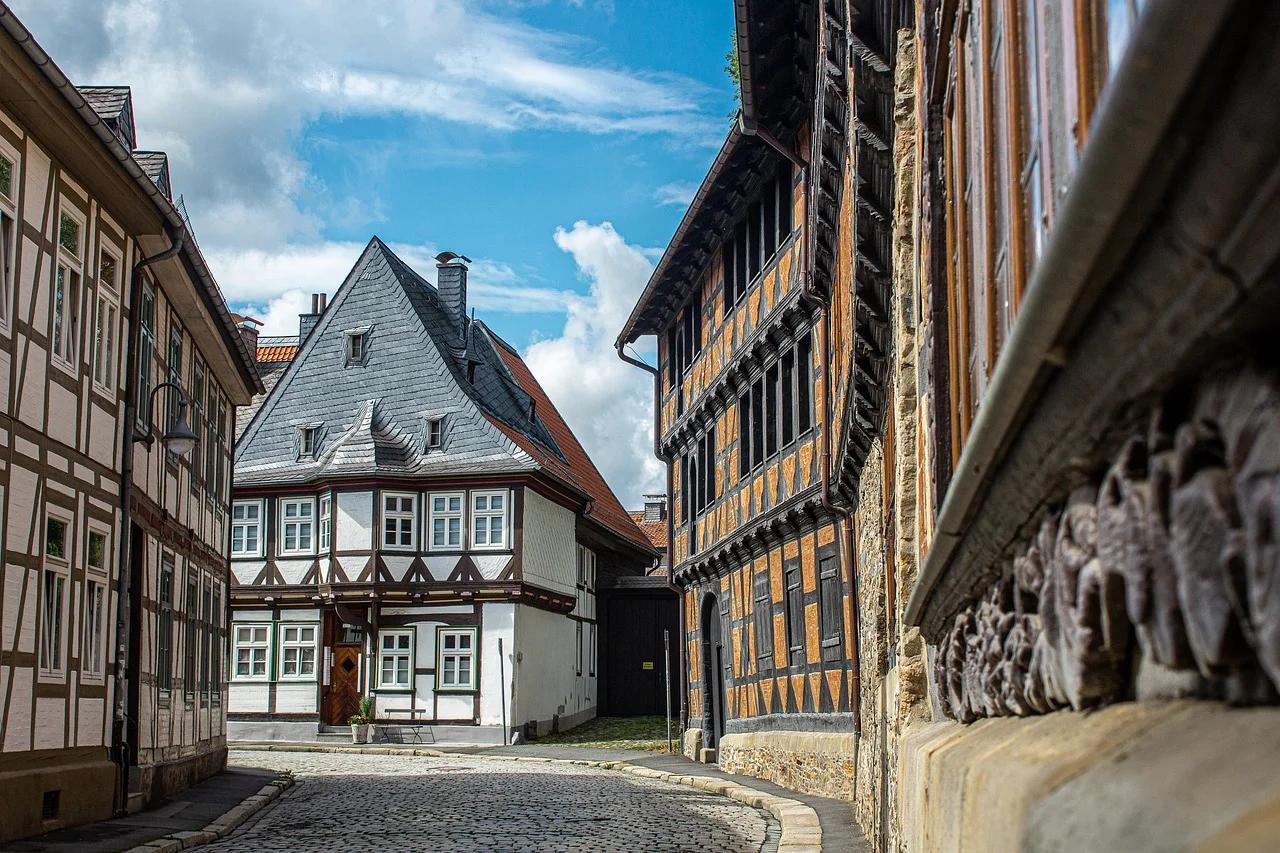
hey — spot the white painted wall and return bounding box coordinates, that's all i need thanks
[479,603,515,727]
[336,490,373,551]
[513,604,595,734]
[520,490,576,596]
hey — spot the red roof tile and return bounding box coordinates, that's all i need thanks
[256,345,298,364]
[628,511,667,550]
[486,340,654,555]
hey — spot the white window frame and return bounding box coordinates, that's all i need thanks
[231,623,270,681]
[39,510,71,681]
[381,492,417,551]
[278,623,319,681]
[318,492,332,552]
[278,497,316,556]
[428,491,465,551]
[377,629,414,690]
[230,499,264,558]
[589,623,597,677]
[52,204,85,372]
[436,627,476,692]
[575,621,583,676]
[91,242,120,393]
[470,490,509,550]
[81,525,110,681]
[0,138,18,331]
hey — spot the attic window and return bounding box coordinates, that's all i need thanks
[344,326,371,366]
[298,424,322,458]
[425,417,444,450]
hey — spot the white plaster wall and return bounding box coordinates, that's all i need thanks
[371,605,475,721]
[279,608,321,621]
[336,490,373,551]
[229,682,269,713]
[275,683,316,713]
[520,490,576,596]
[479,603,515,727]
[513,604,595,732]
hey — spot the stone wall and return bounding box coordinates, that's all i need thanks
[717,731,857,801]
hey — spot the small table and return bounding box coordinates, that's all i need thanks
[379,708,435,744]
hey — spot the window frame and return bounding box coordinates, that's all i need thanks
[344,326,371,366]
[469,490,509,551]
[0,139,18,331]
[277,622,320,682]
[277,496,316,557]
[377,628,415,691]
[230,499,264,558]
[318,492,332,553]
[381,491,417,551]
[435,627,477,693]
[784,559,804,665]
[38,510,72,681]
[157,553,175,699]
[428,491,465,551]
[92,244,121,394]
[183,570,198,702]
[819,556,844,652]
[424,416,443,450]
[752,565,774,666]
[231,622,270,682]
[81,525,110,682]
[51,204,85,373]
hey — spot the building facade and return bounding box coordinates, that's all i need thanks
[0,8,260,842]
[228,239,654,743]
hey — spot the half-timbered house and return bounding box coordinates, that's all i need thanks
[228,238,654,743]
[0,7,261,841]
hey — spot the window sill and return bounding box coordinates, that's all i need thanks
[277,551,315,559]
[433,688,478,696]
[277,676,318,683]
[230,677,269,684]
[373,686,414,694]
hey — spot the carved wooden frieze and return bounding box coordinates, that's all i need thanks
[932,363,1280,721]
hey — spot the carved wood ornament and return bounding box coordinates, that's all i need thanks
[933,364,1280,721]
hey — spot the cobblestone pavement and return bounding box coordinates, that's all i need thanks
[210,750,779,853]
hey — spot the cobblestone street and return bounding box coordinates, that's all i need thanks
[211,750,779,853]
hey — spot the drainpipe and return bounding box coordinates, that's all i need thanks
[112,225,185,814]
[616,344,685,730]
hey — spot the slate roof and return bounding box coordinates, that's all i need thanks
[234,237,652,554]
[77,85,135,148]
[132,151,172,198]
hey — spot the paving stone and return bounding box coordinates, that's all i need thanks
[210,749,777,852]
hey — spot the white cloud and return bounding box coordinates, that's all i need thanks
[522,221,663,507]
[654,181,698,208]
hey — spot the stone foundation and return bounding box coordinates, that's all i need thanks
[717,731,857,801]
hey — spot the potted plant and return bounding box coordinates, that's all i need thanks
[348,696,374,743]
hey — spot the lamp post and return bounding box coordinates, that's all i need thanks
[134,380,198,457]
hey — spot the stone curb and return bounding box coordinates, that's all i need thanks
[230,744,823,852]
[120,775,294,853]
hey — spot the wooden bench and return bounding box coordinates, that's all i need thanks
[378,708,435,744]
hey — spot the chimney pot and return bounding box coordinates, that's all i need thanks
[436,253,470,348]
[299,292,327,343]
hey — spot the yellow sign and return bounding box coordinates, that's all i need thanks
[642,661,655,670]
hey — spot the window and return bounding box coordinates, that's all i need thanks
[231,500,263,557]
[190,360,205,484]
[437,628,475,691]
[344,328,370,365]
[167,320,184,441]
[784,560,803,664]
[232,623,269,680]
[279,624,318,680]
[750,376,764,468]
[211,585,223,701]
[319,493,332,552]
[796,332,813,435]
[184,573,198,699]
[158,556,174,694]
[781,347,795,446]
[721,166,793,313]
[0,148,16,327]
[83,529,108,679]
[382,492,416,550]
[39,516,69,677]
[576,545,596,590]
[425,417,443,450]
[216,395,228,501]
[819,556,843,655]
[137,281,155,430]
[52,209,83,368]
[765,363,779,458]
[588,624,597,677]
[200,579,212,697]
[1018,0,1046,282]
[737,393,750,478]
[471,491,508,549]
[575,621,583,676]
[204,380,218,490]
[1100,0,1144,82]
[298,425,319,458]
[753,566,773,663]
[378,630,413,689]
[278,498,315,555]
[429,492,464,550]
[90,250,119,392]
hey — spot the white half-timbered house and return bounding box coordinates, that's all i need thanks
[229,238,654,743]
[0,9,261,841]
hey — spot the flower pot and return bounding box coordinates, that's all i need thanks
[351,724,369,743]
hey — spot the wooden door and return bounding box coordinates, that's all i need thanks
[326,646,362,724]
[602,593,678,716]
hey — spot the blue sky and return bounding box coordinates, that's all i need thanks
[16,0,736,505]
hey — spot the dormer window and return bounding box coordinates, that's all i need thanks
[425,416,443,450]
[344,326,371,366]
[297,424,322,459]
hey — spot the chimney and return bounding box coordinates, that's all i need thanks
[233,315,261,359]
[643,493,667,523]
[435,251,472,347]
[298,292,327,343]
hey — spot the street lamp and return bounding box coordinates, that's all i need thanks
[135,381,198,457]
